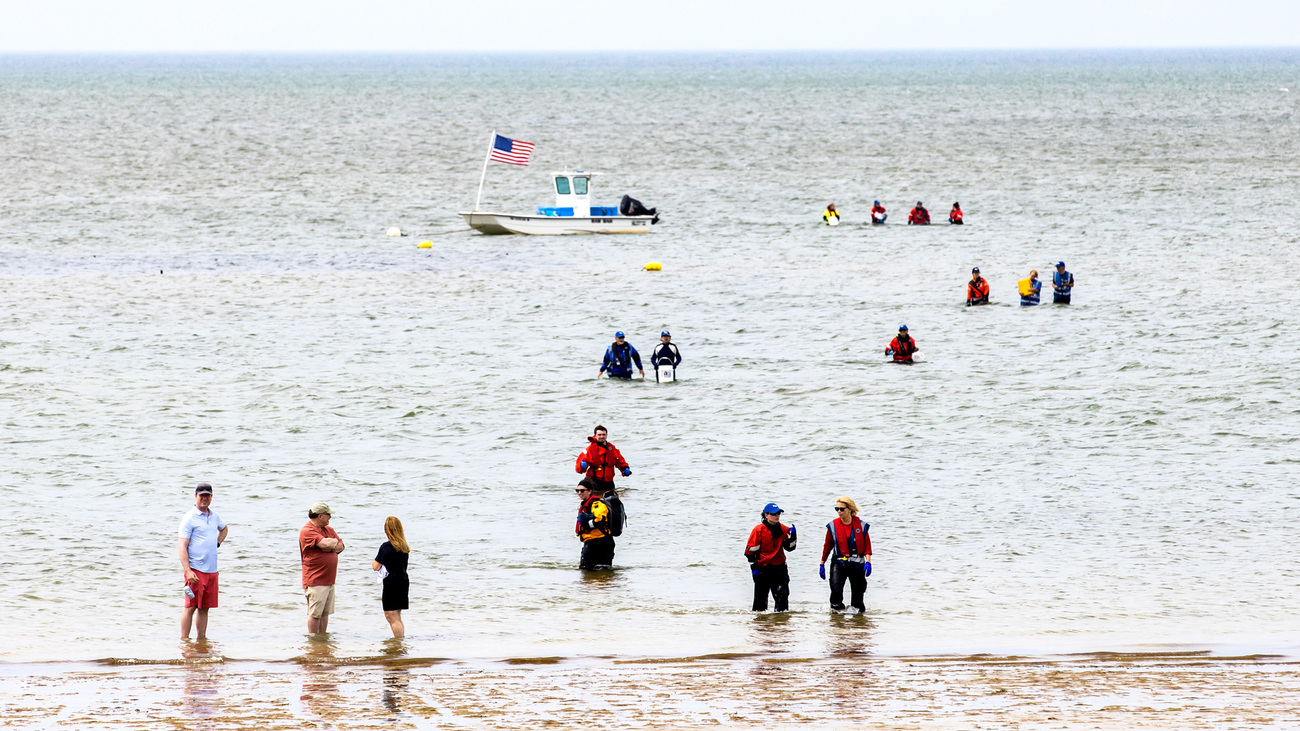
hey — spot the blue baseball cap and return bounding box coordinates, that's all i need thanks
[1056,261,1065,268]
[762,502,783,515]
[874,200,880,205]
[661,330,670,337]
[614,331,625,338]
[898,324,908,331]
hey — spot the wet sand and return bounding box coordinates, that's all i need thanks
[3,647,1296,729]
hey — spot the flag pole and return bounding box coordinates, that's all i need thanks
[474,130,495,212]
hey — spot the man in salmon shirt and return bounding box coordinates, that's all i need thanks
[300,501,345,634]
[575,425,631,494]
[744,502,797,612]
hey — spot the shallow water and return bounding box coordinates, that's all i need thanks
[1,51,1298,666]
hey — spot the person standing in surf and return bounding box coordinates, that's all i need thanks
[597,331,643,380]
[745,503,797,612]
[871,200,888,224]
[819,497,872,613]
[886,325,918,363]
[575,425,631,494]
[575,479,616,570]
[822,202,840,225]
[1018,270,1042,306]
[178,482,227,640]
[949,202,964,224]
[1052,261,1075,304]
[907,202,930,225]
[372,516,410,638]
[967,267,990,306]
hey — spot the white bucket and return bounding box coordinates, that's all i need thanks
[657,364,676,383]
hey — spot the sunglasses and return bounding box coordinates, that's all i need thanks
[835,506,849,512]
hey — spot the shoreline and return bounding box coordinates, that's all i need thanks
[4,651,1296,729]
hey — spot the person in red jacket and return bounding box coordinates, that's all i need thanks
[907,201,930,225]
[819,496,872,613]
[967,267,989,306]
[886,325,918,363]
[574,425,630,494]
[948,202,963,225]
[745,502,797,612]
[870,200,888,225]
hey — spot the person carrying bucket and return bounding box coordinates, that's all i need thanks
[886,325,918,363]
[819,496,872,613]
[598,331,643,380]
[1018,270,1042,306]
[822,203,840,225]
[650,330,682,382]
[871,201,888,225]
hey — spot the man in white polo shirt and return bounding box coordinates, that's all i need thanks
[178,482,228,640]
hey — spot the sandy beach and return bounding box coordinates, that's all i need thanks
[3,649,1297,729]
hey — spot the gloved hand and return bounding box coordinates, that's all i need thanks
[885,349,894,356]
[862,561,872,577]
[787,524,796,538]
[751,568,760,579]
[578,512,594,523]
[819,564,826,580]
[580,460,588,470]
[621,467,631,477]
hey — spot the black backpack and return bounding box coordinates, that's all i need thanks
[601,492,626,537]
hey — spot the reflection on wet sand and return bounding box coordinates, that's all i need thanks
[297,635,344,724]
[179,639,222,723]
[379,638,410,715]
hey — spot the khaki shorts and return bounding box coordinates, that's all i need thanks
[304,584,336,618]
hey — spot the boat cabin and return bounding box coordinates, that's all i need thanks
[538,171,618,217]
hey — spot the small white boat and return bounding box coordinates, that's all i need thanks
[460,172,658,235]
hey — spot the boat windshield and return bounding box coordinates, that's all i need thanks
[574,177,588,195]
[555,177,571,195]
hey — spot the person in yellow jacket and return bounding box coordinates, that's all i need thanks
[1018,270,1042,306]
[822,203,840,225]
[575,479,615,570]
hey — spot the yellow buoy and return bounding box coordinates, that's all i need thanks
[417,241,433,249]
[643,262,662,271]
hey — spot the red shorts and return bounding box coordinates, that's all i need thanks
[185,569,219,609]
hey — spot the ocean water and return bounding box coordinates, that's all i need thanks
[1,50,1298,666]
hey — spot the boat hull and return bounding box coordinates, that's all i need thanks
[460,212,655,235]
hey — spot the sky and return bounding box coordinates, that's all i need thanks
[2,0,1298,53]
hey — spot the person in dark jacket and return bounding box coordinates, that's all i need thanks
[598,331,643,380]
[650,331,681,370]
[744,503,797,612]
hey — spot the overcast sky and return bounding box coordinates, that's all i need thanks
[3,0,1299,53]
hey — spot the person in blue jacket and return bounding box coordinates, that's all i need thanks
[1052,261,1075,304]
[598,331,644,380]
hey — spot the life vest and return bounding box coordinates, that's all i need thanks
[823,517,871,563]
[967,277,989,303]
[605,342,636,374]
[823,208,839,223]
[949,208,963,223]
[1052,270,1073,296]
[909,207,930,224]
[871,205,887,222]
[889,335,917,362]
[576,495,611,541]
[1018,277,1041,305]
[575,437,628,482]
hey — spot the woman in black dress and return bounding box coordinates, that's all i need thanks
[372,516,410,638]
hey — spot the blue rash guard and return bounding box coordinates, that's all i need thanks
[601,341,642,379]
[1053,270,1074,303]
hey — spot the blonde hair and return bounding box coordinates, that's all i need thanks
[835,496,859,516]
[384,516,410,554]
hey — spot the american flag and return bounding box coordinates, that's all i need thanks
[488,134,534,166]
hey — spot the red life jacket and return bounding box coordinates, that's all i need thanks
[909,207,930,224]
[889,334,917,361]
[745,522,792,567]
[821,517,871,562]
[950,208,963,223]
[575,437,628,482]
